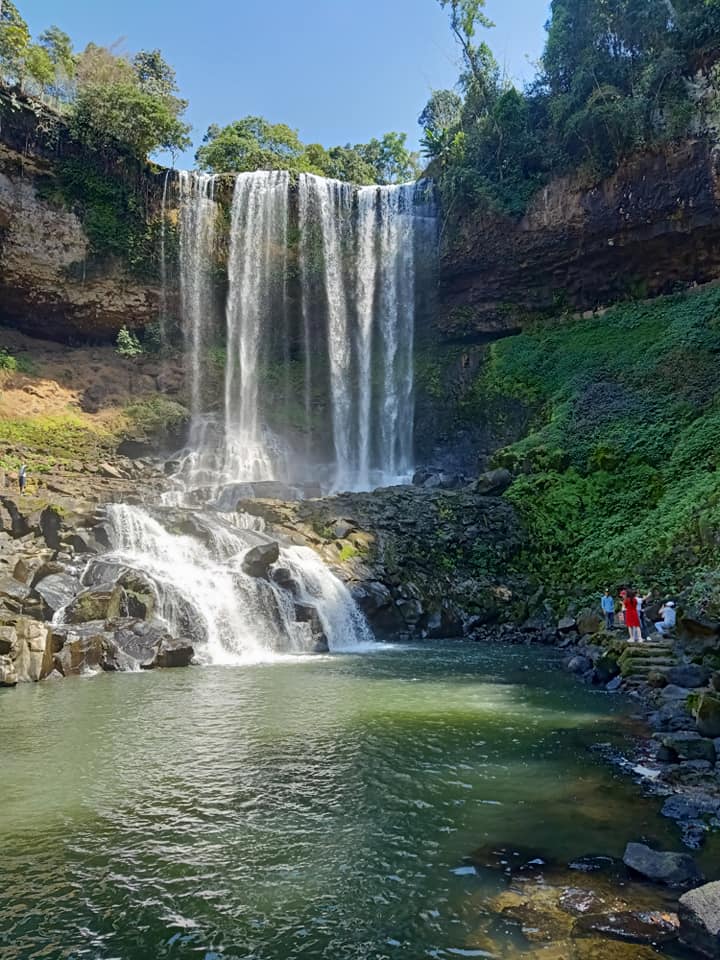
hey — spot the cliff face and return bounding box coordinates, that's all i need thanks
[0,89,161,342]
[438,141,720,339]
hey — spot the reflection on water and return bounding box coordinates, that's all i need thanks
[0,643,715,959]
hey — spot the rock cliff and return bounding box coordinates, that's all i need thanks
[0,87,162,342]
[438,141,720,339]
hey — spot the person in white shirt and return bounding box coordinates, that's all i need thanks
[655,601,676,636]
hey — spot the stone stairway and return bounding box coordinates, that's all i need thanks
[617,637,680,688]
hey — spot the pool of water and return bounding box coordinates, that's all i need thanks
[1,643,715,959]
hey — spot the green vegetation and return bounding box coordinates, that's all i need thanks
[0,347,34,374]
[425,0,720,218]
[116,326,143,359]
[125,396,190,438]
[197,119,420,185]
[0,4,189,160]
[0,413,115,474]
[466,286,720,606]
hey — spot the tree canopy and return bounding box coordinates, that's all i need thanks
[423,0,720,217]
[197,120,420,185]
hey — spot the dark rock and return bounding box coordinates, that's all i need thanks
[64,583,126,625]
[623,842,703,887]
[117,571,156,620]
[573,910,680,944]
[659,732,717,764]
[54,632,108,676]
[0,625,18,656]
[567,655,593,675]
[679,881,720,958]
[472,468,512,496]
[577,609,603,635]
[154,636,193,668]
[331,519,354,540]
[606,676,623,692]
[661,684,692,701]
[271,566,295,587]
[695,694,720,739]
[558,617,577,634]
[668,664,712,689]
[241,541,280,578]
[33,573,80,617]
[0,574,31,609]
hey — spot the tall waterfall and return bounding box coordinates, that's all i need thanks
[174,170,437,494]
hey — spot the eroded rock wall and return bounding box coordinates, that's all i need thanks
[439,141,720,339]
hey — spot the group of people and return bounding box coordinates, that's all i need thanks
[601,587,676,643]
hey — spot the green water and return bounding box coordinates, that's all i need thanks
[0,643,712,959]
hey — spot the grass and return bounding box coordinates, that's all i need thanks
[0,413,116,474]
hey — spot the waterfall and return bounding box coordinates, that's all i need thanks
[178,171,218,418]
[172,170,437,494]
[224,171,290,483]
[96,504,374,663]
[158,169,171,358]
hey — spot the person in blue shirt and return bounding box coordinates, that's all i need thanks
[601,588,615,629]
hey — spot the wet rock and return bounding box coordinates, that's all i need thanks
[658,732,717,764]
[117,571,156,620]
[154,636,194,668]
[427,600,465,639]
[558,888,607,916]
[649,700,694,731]
[490,887,574,943]
[593,654,620,684]
[623,842,703,887]
[396,597,424,627]
[271,566,295,588]
[573,910,679,944]
[695,694,720,739]
[54,632,107,676]
[567,655,593,675]
[679,881,720,958]
[606,676,623,692]
[668,664,712,689]
[34,573,81,617]
[660,684,692,701]
[64,583,126,624]
[313,636,330,654]
[529,941,662,960]
[558,617,577,634]
[242,541,280,578]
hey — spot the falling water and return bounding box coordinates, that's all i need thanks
[173,170,436,494]
[224,171,290,482]
[158,169,171,359]
[96,504,374,663]
[178,171,218,418]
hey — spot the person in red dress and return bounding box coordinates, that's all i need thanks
[623,589,642,643]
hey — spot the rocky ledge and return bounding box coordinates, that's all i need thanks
[232,471,530,638]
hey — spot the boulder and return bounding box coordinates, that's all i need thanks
[117,572,156,620]
[712,672,720,693]
[472,468,512,496]
[241,541,280,578]
[695,694,720,739]
[331,519,355,540]
[557,617,577,634]
[659,732,717,764]
[660,684,692,701]
[0,655,17,686]
[567,655,593,675]
[13,618,51,682]
[577,609,603,635]
[34,573,81,617]
[0,574,31,611]
[623,842,703,888]
[679,881,720,958]
[98,462,125,480]
[668,664,712,689]
[54,633,107,676]
[63,583,126,624]
[154,637,194,668]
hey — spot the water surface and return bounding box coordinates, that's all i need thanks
[1,643,711,959]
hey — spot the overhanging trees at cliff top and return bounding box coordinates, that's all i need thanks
[424,0,720,218]
[195,119,421,185]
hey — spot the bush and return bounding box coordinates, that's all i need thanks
[125,396,189,437]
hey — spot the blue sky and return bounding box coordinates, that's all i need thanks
[24,0,550,168]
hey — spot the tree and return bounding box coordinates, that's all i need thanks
[322,144,378,184]
[24,43,54,93]
[196,116,308,173]
[71,43,191,159]
[438,0,495,92]
[38,25,75,100]
[356,132,420,184]
[419,89,463,140]
[0,1,30,84]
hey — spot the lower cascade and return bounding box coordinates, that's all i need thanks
[81,504,374,664]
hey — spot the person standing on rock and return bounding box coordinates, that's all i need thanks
[601,589,615,629]
[17,464,26,495]
[623,589,642,643]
